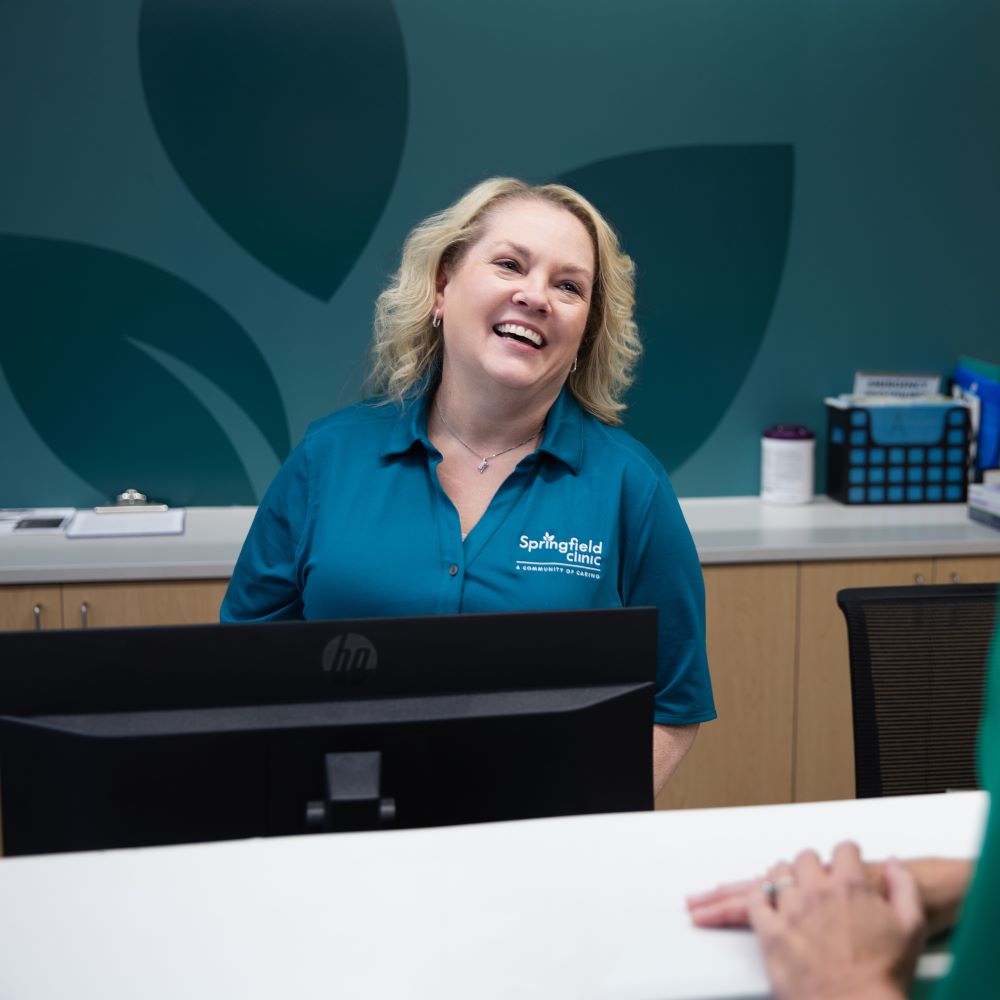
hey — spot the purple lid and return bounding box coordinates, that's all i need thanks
[763,424,814,440]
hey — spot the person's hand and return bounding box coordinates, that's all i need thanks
[687,875,760,928]
[687,856,971,936]
[686,854,837,928]
[747,842,926,1000]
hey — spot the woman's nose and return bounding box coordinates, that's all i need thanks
[512,279,550,313]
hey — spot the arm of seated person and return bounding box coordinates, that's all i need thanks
[687,856,973,938]
[652,723,699,795]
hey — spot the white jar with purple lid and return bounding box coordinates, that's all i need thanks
[761,425,815,504]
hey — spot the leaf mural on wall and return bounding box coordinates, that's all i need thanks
[556,145,794,472]
[138,0,408,301]
[0,236,290,505]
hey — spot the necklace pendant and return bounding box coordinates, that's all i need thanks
[477,458,489,473]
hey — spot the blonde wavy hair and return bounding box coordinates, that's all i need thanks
[369,177,640,425]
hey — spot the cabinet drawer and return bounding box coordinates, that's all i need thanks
[0,586,63,632]
[60,581,228,629]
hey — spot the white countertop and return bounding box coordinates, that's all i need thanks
[1,498,999,585]
[0,507,256,585]
[680,495,1000,564]
[0,791,985,1000]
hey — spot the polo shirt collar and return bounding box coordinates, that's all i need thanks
[380,392,433,461]
[537,386,585,474]
[379,385,584,474]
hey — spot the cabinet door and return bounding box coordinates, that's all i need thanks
[932,555,1000,585]
[796,558,934,803]
[0,586,63,631]
[61,580,229,629]
[658,563,798,810]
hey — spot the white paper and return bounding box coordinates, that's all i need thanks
[969,484,1000,516]
[853,371,941,397]
[66,508,186,538]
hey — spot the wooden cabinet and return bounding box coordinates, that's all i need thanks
[0,586,63,631]
[659,551,1000,810]
[60,580,228,629]
[932,555,1000,585]
[0,580,227,632]
[658,563,798,810]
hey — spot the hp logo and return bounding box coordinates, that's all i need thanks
[321,633,377,684]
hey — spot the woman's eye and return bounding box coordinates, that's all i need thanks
[495,259,520,272]
[558,281,582,296]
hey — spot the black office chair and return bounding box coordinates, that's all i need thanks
[837,583,997,798]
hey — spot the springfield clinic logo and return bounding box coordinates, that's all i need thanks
[516,531,604,581]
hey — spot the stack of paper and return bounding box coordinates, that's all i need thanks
[852,371,942,398]
[968,484,1000,531]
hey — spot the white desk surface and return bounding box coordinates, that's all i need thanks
[2,498,999,584]
[0,791,986,1000]
[680,496,1000,564]
[0,506,256,584]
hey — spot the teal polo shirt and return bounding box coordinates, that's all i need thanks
[222,388,715,726]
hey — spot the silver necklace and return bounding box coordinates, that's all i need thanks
[435,404,544,474]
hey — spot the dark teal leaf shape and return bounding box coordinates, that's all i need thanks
[139,0,408,301]
[0,236,290,505]
[556,145,794,472]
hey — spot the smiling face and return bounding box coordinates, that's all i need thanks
[434,197,596,403]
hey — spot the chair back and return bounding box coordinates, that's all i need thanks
[836,583,997,797]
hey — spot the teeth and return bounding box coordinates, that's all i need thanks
[495,323,543,347]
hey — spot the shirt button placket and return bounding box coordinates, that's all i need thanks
[446,561,463,612]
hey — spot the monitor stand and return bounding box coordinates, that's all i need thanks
[305,751,397,833]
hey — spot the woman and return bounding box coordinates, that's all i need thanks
[222,177,716,792]
[686,630,1000,999]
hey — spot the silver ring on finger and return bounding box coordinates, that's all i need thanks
[761,875,795,907]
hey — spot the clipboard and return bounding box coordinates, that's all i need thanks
[65,489,185,538]
[66,508,186,538]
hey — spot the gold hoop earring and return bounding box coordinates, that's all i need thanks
[569,356,578,374]
[431,310,441,329]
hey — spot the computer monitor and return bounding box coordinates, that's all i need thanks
[0,607,656,856]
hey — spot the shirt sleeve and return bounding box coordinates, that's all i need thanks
[220,436,312,623]
[932,637,1000,1000]
[622,468,716,726]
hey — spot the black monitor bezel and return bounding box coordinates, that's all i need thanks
[0,607,658,855]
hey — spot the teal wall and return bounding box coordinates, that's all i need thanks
[1,1,997,506]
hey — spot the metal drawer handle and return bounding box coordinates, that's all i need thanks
[80,601,89,629]
[950,572,961,584]
[33,603,43,631]
[914,573,925,585]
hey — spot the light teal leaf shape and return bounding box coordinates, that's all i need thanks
[556,145,794,472]
[0,236,290,505]
[139,0,408,301]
